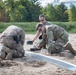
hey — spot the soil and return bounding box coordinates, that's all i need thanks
[0,34,76,75]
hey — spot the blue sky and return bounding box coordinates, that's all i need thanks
[40,0,76,8]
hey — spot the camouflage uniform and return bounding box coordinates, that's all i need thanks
[33,21,52,48]
[0,25,25,59]
[39,25,69,54]
[41,21,52,26]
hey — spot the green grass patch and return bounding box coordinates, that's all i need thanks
[0,22,76,34]
[0,22,38,34]
[52,22,76,33]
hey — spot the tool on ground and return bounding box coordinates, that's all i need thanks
[27,41,33,45]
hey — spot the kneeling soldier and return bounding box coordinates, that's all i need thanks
[0,25,25,60]
[35,24,76,54]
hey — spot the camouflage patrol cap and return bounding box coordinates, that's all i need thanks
[36,24,42,30]
[39,14,45,18]
[39,14,45,17]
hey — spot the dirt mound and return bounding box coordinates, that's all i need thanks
[0,59,18,67]
[24,60,46,67]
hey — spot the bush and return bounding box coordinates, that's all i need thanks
[0,22,76,33]
[52,22,76,33]
[0,22,38,33]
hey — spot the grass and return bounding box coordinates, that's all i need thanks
[0,22,76,34]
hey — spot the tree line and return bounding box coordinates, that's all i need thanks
[0,0,76,22]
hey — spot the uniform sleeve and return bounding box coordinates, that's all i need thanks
[46,29,55,53]
[39,33,47,48]
[19,30,25,45]
[46,21,52,25]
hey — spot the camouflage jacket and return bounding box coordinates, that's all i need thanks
[0,25,25,45]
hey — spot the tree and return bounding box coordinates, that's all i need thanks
[54,3,68,22]
[68,4,76,21]
[0,0,8,22]
[41,4,58,21]
[4,0,28,22]
[29,0,42,21]
[4,0,41,22]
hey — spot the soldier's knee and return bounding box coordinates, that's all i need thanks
[2,46,11,54]
[0,50,6,59]
[0,44,6,59]
[0,44,13,60]
[5,52,12,60]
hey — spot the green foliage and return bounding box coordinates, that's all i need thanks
[68,4,76,21]
[41,4,58,21]
[52,22,76,32]
[0,22,76,34]
[0,22,38,33]
[41,3,68,22]
[4,0,41,22]
[0,1,76,22]
[0,0,8,22]
[54,3,68,22]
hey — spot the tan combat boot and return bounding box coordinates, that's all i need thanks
[64,43,76,54]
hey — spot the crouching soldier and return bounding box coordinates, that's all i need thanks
[0,25,25,60]
[36,24,76,54]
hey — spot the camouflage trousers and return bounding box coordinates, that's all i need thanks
[34,31,69,54]
[47,31,69,54]
[0,36,25,59]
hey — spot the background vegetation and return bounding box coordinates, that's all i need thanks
[0,0,76,22]
[0,22,76,34]
[0,0,76,34]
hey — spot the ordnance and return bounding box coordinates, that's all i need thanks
[27,41,33,45]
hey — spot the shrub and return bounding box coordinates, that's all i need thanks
[0,22,76,33]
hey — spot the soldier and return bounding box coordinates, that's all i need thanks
[0,25,25,60]
[39,14,52,26]
[32,14,52,49]
[35,24,76,54]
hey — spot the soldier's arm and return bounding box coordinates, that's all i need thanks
[32,30,40,42]
[19,30,25,45]
[39,33,47,48]
[46,30,55,50]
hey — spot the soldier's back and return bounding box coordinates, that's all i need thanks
[0,25,23,37]
[44,21,52,26]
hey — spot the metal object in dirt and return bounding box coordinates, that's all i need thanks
[27,41,33,45]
